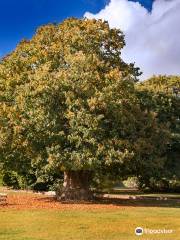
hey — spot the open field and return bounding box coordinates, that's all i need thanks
[0,191,180,240]
[0,208,179,240]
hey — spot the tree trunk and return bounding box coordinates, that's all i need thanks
[56,170,93,201]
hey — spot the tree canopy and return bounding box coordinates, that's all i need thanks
[137,75,180,189]
[0,18,171,197]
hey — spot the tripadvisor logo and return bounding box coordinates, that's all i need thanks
[135,227,143,236]
[135,227,174,236]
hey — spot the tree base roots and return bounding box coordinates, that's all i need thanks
[56,188,94,201]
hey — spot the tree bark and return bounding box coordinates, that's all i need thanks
[56,170,93,201]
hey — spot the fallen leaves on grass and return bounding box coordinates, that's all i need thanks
[0,193,127,211]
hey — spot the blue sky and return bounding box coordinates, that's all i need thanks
[0,0,153,57]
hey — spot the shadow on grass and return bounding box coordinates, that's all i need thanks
[36,196,180,208]
[99,198,180,208]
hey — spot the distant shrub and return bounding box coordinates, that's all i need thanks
[140,177,180,193]
[123,177,139,188]
[2,171,20,189]
[49,179,63,192]
[32,182,49,191]
[1,166,63,191]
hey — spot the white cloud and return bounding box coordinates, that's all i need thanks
[84,0,180,79]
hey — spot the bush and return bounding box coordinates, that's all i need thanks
[168,179,180,192]
[123,177,138,188]
[1,165,64,191]
[139,177,180,193]
[49,179,64,192]
[32,182,49,191]
[0,174,3,187]
[2,171,20,189]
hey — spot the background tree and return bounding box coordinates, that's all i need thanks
[137,75,180,191]
[0,18,168,199]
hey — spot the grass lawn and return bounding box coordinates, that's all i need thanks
[0,190,179,240]
[0,206,179,240]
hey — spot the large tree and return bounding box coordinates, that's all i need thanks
[0,18,167,199]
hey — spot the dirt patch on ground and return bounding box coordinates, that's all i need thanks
[1,188,179,210]
[0,192,128,210]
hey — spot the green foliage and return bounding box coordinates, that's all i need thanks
[138,75,180,95]
[123,177,138,188]
[144,177,180,193]
[0,174,3,187]
[137,75,180,190]
[0,19,170,190]
[1,168,63,191]
[2,171,21,189]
